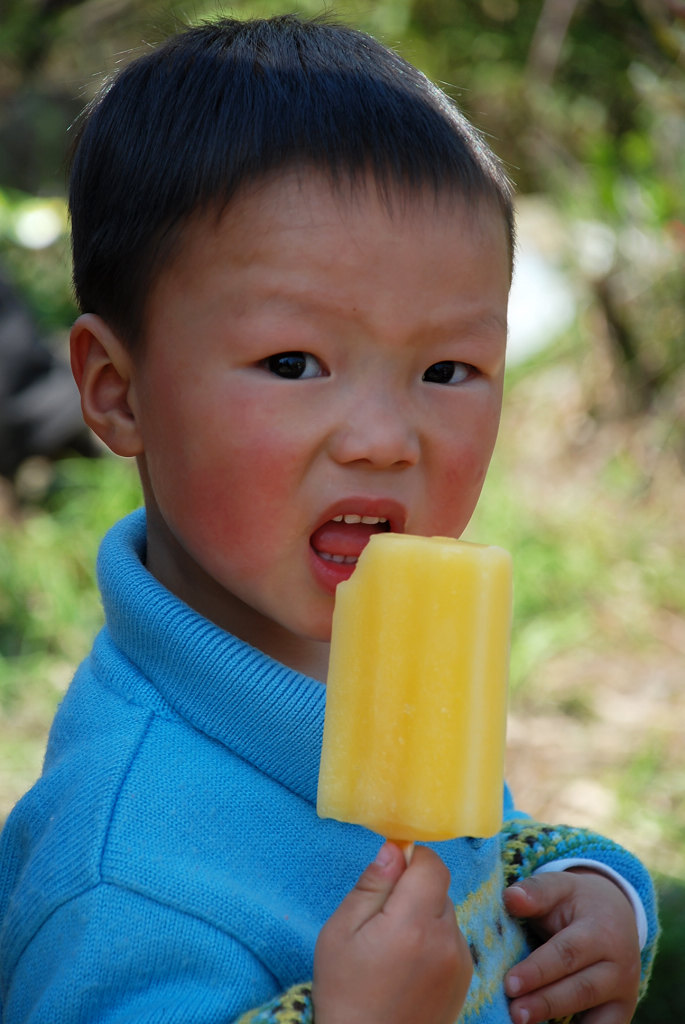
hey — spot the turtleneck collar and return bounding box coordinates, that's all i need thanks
[95,509,327,805]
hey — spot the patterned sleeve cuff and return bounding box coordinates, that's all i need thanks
[234,983,313,1024]
[500,816,659,1001]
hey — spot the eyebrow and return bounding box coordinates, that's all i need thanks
[244,280,508,334]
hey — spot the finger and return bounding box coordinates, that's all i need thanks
[386,844,453,921]
[508,962,618,1024]
[581,1000,635,1024]
[504,872,577,923]
[505,922,596,997]
[336,841,407,930]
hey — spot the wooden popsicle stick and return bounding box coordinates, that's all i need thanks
[394,839,415,866]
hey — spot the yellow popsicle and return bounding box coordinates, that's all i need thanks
[317,533,512,841]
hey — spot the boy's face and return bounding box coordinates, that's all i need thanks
[130,170,510,678]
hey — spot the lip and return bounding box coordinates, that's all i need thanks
[312,497,408,536]
[309,497,407,595]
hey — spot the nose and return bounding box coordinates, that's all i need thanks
[328,388,420,469]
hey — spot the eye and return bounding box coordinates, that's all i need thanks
[264,351,326,379]
[422,361,474,386]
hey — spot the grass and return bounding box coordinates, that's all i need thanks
[1,338,684,1018]
[0,456,142,809]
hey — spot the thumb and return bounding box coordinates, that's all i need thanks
[339,842,407,928]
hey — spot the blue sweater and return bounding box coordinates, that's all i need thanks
[0,511,657,1023]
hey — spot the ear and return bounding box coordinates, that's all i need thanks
[70,313,144,457]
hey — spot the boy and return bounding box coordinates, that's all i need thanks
[0,14,657,1024]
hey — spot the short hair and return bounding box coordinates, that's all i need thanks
[68,13,514,347]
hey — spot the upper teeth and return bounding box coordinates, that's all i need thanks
[332,514,389,525]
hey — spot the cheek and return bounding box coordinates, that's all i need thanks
[155,418,302,553]
[430,419,499,532]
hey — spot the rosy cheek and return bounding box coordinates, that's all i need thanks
[431,448,493,533]
[176,439,292,549]
[444,440,488,485]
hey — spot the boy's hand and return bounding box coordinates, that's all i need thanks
[503,868,641,1024]
[313,841,472,1024]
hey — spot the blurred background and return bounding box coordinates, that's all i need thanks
[0,0,683,1015]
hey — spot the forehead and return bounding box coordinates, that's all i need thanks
[162,163,505,276]
[142,168,511,339]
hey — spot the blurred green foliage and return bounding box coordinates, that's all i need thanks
[0,458,142,708]
[0,186,74,331]
[639,876,685,1022]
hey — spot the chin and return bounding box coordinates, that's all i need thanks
[295,612,334,647]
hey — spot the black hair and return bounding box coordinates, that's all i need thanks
[69,13,514,347]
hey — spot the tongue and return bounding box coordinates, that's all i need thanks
[311,520,385,559]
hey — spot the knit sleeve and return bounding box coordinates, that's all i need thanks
[500,816,659,1005]
[234,983,314,1024]
[1,881,291,1024]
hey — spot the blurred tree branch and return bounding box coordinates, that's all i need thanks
[527,0,583,85]
[635,0,685,64]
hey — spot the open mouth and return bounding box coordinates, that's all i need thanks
[310,508,401,589]
[314,514,391,565]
